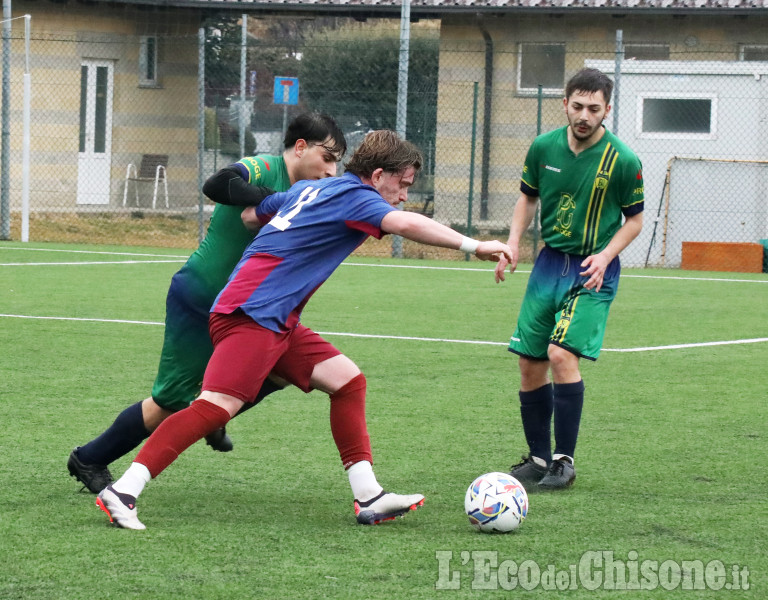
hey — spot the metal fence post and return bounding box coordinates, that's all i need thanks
[532,84,543,260]
[198,26,206,245]
[1,0,12,240]
[465,81,478,261]
[239,14,247,159]
[21,14,30,242]
[391,0,410,259]
[613,29,623,134]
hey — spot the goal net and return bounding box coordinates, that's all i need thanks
[644,157,768,268]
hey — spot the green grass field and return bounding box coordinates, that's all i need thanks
[1,242,766,599]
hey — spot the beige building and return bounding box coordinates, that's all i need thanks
[5,1,201,214]
[434,10,768,232]
[2,0,766,245]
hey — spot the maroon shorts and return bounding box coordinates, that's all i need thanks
[202,311,341,402]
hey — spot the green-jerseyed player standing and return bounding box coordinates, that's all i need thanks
[68,113,346,494]
[495,68,644,491]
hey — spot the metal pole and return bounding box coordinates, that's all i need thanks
[396,0,410,138]
[613,29,623,134]
[239,14,247,158]
[1,0,12,239]
[21,14,29,242]
[391,0,410,259]
[644,159,672,267]
[532,84,542,260]
[478,21,492,221]
[465,82,478,261]
[197,27,206,244]
[281,104,287,151]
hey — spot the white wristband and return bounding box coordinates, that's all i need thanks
[459,236,480,254]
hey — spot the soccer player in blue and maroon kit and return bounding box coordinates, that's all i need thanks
[98,130,514,530]
[68,113,345,493]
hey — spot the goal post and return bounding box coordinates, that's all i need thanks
[644,156,768,268]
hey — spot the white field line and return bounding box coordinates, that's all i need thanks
[1,260,185,266]
[0,313,765,352]
[1,246,766,283]
[0,246,189,258]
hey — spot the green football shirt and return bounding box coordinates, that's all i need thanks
[185,154,291,297]
[521,126,644,256]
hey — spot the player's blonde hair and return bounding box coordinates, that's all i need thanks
[344,130,422,179]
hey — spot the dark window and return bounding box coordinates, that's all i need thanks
[140,36,158,86]
[642,98,712,134]
[518,43,566,92]
[742,46,768,61]
[624,44,670,61]
[94,66,108,153]
[78,65,87,153]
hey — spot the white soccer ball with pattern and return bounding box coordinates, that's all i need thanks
[464,472,529,533]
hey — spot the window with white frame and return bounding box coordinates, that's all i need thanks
[624,43,670,61]
[739,45,768,61]
[517,43,566,94]
[139,35,158,87]
[637,93,717,139]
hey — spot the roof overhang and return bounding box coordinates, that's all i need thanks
[97,0,768,19]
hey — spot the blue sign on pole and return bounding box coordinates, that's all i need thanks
[273,77,299,105]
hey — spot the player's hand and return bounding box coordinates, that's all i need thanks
[475,240,513,265]
[580,253,609,292]
[494,244,519,283]
[241,207,262,233]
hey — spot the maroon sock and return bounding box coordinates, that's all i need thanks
[329,373,372,469]
[135,399,231,478]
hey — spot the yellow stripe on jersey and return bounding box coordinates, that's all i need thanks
[582,143,619,255]
[521,175,538,194]
[552,294,579,344]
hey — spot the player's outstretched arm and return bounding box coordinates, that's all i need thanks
[380,210,513,263]
[203,165,275,207]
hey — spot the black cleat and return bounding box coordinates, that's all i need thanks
[67,447,113,494]
[509,455,548,489]
[538,457,576,490]
[204,427,234,452]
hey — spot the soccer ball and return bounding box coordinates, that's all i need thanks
[465,472,529,533]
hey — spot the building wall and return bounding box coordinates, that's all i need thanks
[435,13,768,232]
[9,1,201,211]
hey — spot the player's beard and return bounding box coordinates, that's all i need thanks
[569,119,599,141]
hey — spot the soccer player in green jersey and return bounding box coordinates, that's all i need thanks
[68,113,346,493]
[495,68,644,490]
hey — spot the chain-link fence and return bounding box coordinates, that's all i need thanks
[1,12,767,270]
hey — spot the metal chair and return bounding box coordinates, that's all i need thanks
[123,153,169,209]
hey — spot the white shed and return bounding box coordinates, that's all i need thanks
[587,59,768,268]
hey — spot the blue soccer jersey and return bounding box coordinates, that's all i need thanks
[212,172,395,332]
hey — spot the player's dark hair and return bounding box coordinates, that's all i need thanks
[283,112,347,158]
[344,130,423,179]
[565,68,614,104]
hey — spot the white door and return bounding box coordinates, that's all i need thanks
[77,60,114,205]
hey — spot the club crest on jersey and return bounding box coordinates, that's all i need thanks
[595,172,610,190]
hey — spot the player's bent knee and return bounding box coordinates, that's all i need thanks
[311,354,362,395]
[141,397,175,431]
[198,391,246,417]
[519,357,550,390]
[547,345,577,365]
[547,345,581,382]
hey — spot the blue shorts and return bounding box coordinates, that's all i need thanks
[151,271,215,411]
[509,246,621,361]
